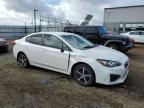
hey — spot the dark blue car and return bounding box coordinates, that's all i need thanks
[0,38,8,52]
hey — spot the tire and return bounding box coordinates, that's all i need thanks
[17,53,29,68]
[108,43,119,50]
[4,48,8,52]
[121,49,128,53]
[73,64,95,86]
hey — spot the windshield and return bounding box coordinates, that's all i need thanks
[99,26,109,34]
[61,34,96,50]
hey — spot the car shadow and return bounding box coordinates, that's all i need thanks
[22,65,130,89]
[27,65,71,80]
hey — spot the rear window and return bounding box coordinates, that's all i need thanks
[87,27,98,34]
[64,27,74,33]
[26,34,43,45]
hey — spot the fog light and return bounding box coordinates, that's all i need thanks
[110,74,120,82]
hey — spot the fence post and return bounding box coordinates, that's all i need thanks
[13,27,15,39]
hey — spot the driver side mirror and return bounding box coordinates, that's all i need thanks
[61,42,64,53]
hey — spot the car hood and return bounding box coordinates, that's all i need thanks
[80,45,128,61]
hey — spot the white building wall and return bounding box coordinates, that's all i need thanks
[104,6,144,23]
[104,6,144,33]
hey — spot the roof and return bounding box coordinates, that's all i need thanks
[105,5,144,10]
[28,32,74,36]
[64,25,103,28]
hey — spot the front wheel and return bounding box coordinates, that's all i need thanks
[17,53,29,68]
[73,64,95,86]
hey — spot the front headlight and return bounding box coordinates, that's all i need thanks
[97,59,121,67]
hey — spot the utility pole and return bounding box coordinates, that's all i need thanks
[25,22,27,35]
[39,15,44,32]
[39,20,43,32]
[34,9,38,32]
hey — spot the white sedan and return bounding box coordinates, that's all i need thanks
[121,31,144,43]
[13,32,129,86]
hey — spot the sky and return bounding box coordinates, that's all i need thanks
[0,0,144,25]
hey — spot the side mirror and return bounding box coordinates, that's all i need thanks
[61,48,64,53]
[61,43,64,53]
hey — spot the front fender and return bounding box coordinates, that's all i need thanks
[104,40,125,46]
[67,54,94,75]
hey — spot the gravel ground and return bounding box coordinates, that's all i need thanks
[0,40,143,108]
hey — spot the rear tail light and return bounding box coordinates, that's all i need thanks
[12,41,16,46]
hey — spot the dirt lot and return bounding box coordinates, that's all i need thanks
[0,40,144,108]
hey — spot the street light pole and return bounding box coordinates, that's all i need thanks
[34,10,38,32]
[39,19,43,32]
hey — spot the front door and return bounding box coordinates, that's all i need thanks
[42,34,70,72]
[129,31,141,43]
[138,31,144,43]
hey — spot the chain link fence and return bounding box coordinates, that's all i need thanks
[0,16,74,39]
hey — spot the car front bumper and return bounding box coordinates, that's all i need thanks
[125,43,134,49]
[94,58,129,85]
[103,68,129,85]
[120,43,134,52]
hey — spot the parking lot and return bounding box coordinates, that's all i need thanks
[0,40,144,108]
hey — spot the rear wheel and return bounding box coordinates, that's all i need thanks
[17,53,29,68]
[73,64,95,86]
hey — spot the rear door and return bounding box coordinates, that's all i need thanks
[25,34,44,65]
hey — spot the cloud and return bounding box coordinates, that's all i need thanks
[1,0,144,25]
[4,0,66,19]
[59,0,144,24]
[59,0,112,25]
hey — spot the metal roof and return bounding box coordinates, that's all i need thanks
[105,5,144,10]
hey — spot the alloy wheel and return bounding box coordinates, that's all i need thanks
[18,54,29,68]
[74,66,93,85]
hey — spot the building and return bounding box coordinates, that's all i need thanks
[104,5,144,33]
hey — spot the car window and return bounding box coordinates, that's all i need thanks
[63,43,71,51]
[86,27,98,34]
[26,36,31,42]
[44,34,71,51]
[75,27,85,35]
[64,27,74,33]
[61,34,95,50]
[139,32,144,35]
[130,32,139,35]
[26,34,43,45]
[99,26,109,34]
